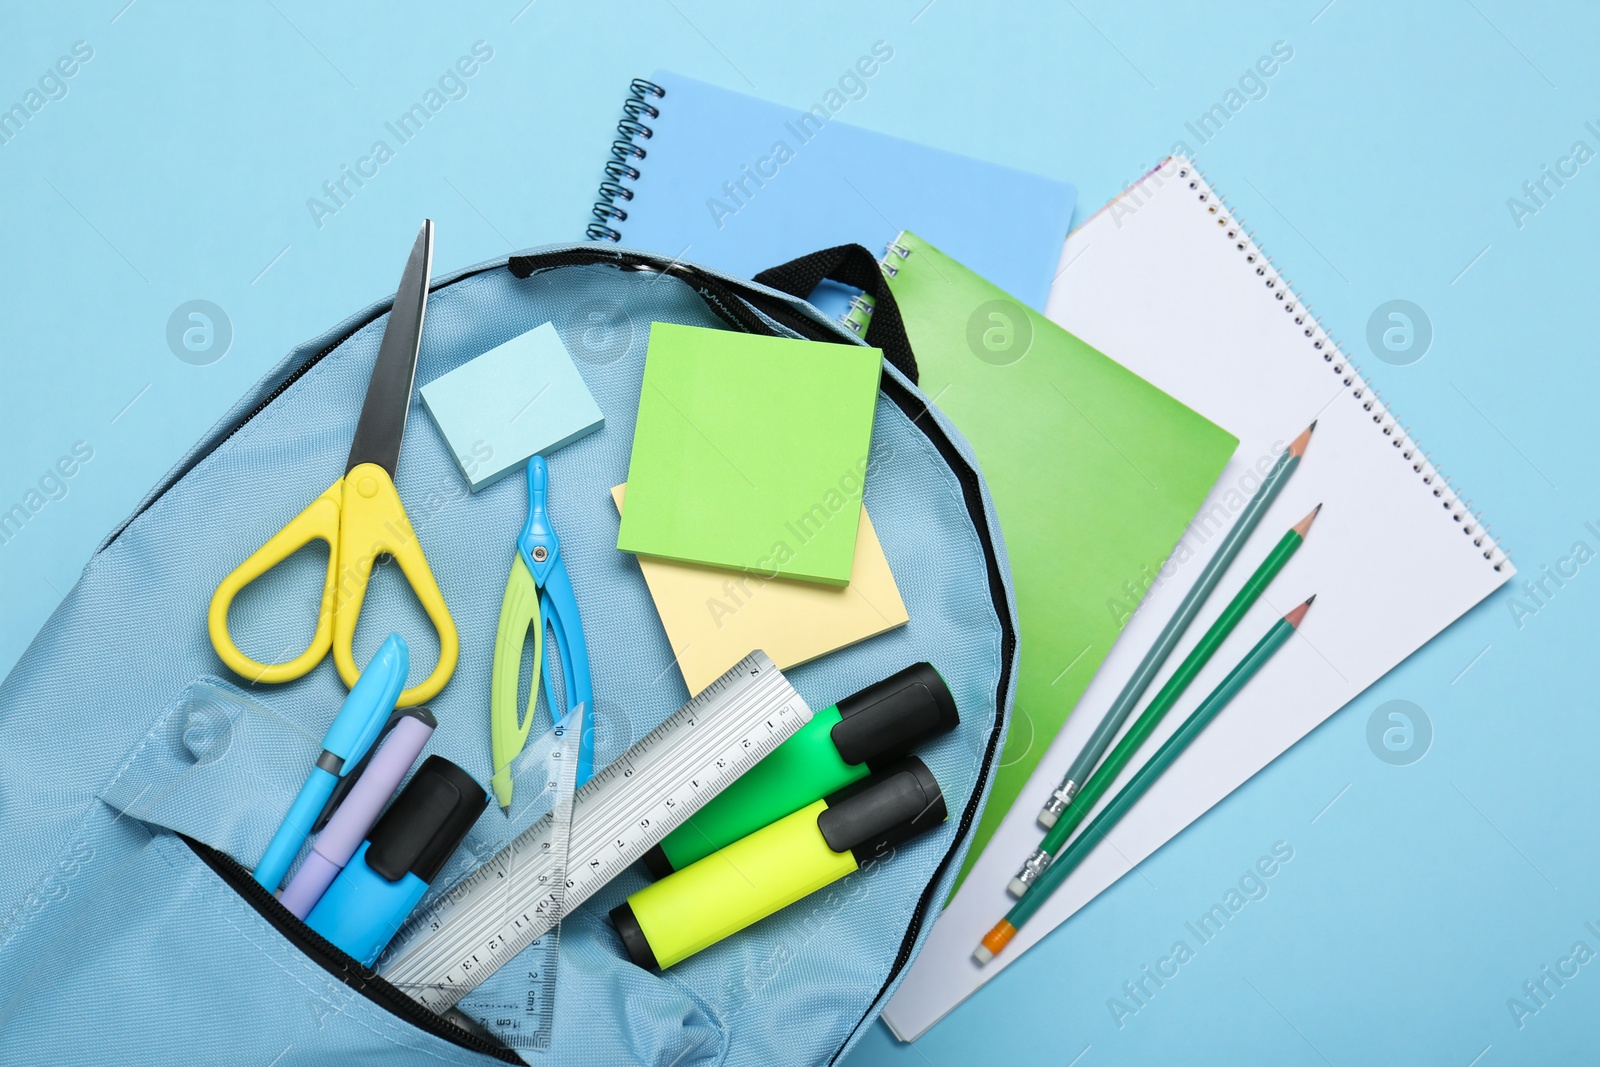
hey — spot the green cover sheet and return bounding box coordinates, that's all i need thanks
[880,232,1238,891]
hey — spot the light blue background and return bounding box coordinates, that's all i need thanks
[1,2,1593,1064]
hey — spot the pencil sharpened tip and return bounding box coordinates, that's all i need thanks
[1288,421,1317,458]
[1292,503,1323,538]
[1286,595,1316,628]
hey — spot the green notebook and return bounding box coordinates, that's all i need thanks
[873,232,1238,891]
[618,323,882,585]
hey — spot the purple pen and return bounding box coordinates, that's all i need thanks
[278,707,437,919]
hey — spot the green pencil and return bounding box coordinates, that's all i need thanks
[976,595,1315,965]
[1009,503,1321,897]
[1039,422,1316,828]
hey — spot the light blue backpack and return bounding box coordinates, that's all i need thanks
[0,243,1017,1065]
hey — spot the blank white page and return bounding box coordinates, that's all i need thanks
[883,157,1511,1040]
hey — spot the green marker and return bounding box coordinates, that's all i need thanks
[1010,504,1321,896]
[614,758,945,970]
[643,662,958,877]
[977,597,1315,965]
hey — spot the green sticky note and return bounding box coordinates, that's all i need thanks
[618,323,881,585]
[878,232,1239,896]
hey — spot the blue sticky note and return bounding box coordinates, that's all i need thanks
[420,323,603,490]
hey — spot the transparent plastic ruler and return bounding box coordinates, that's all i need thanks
[380,652,810,1016]
[444,702,580,1051]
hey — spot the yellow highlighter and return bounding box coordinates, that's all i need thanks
[611,758,945,970]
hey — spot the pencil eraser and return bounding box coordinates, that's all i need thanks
[972,945,993,966]
[420,322,603,491]
[1037,809,1058,830]
[1006,878,1028,899]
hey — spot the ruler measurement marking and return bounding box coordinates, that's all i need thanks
[388,687,800,979]
[389,698,802,990]
[381,655,809,1006]
[396,705,798,983]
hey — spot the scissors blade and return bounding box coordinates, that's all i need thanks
[347,219,433,477]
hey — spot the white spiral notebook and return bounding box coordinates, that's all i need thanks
[882,157,1513,1040]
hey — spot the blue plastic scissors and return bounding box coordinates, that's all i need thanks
[490,455,595,811]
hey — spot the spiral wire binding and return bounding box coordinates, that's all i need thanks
[837,241,912,335]
[1168,160,1509,572]
[863,162,1511,574]
[587,79,665,242]
[843,294,872,336]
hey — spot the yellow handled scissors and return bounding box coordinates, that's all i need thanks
[207,220,458,707]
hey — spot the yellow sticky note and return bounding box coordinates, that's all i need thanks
[614,484,909,695]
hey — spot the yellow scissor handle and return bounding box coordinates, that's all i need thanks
[490,556,542,811]
[208,479,343,685]
[329,462,459,707]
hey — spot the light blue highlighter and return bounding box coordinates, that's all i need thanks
[420,322,604,491]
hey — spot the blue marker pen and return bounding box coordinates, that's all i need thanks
[306,755,488,966]
[253,633,409,892]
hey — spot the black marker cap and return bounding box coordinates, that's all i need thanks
[364,756,487,885]
[830,663,959,770]
[818,757,946,865]
[641,844,676,881]
[610,900,660,971]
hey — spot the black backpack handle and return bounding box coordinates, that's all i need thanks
[754,244,918,384]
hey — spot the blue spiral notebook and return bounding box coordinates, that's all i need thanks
[584,70,1076,315]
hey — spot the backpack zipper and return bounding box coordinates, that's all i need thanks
[184,836,523,1063]
[827,371,1016,1061]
